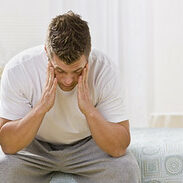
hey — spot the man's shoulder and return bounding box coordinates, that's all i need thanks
[89,49,118,90]
[90,49,112,65]
[5,45,46,72]
[89,49,117,75]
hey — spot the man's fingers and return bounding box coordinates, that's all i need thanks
[47,66,55,90]
[86,63,89,81]
[78,75,82,91]
[77,76,83,101]
[45,62,51,87]
[82,68,87,86]
[83,63,89,85]
[50,78,57,94]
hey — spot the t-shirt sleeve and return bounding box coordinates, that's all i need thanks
[95,70,129,123]
[0,65,32,120]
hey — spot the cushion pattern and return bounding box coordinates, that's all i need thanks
[129,128,183,182]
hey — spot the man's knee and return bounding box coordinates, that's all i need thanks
[0,154,24,177]
[0,154,52,183]
[109,151,141,182]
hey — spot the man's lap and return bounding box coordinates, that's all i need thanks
[0,136,141,183]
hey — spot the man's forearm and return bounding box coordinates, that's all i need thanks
[0,105,46,154]
[85,107,130,157]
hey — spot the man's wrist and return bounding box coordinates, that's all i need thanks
[34,103,47,116]
[84,106,97,118]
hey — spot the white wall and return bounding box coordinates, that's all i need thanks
[153,0,183,114]
[0,0,50,65]
[119,0,154,127]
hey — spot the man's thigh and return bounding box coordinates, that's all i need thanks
[61,137,141,183]
[0,140,57,183]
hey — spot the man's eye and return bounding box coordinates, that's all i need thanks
[75,71,82,75]
[57,70,64,73]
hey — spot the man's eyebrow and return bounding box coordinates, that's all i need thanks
[54,66,63,70]
[73,67,83,72]
[54,66,84,72]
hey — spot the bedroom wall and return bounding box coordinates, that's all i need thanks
[0,0,50,65]
[153,0,183,114]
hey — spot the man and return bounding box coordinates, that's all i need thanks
[0,11,140,183]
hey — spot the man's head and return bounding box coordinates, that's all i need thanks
[45,11,91,91]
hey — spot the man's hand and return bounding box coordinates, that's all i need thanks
[36,62,57,113]
[77,64,94,115]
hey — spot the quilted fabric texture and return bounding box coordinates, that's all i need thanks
[50,173,77,183]
[129,128,183,183]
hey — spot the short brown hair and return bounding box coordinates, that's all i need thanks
[45,11,91,64]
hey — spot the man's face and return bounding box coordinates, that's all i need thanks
[50,54,87,91]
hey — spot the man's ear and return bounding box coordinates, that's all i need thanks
[44,45,47,53]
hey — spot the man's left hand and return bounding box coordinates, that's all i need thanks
[77,64,94,115]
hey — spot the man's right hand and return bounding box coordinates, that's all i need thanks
[36,61,57,113]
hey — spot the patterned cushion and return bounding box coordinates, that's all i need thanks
[129,128,183,183]
[50,173,77,183]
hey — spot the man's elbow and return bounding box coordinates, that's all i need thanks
[0,135,20,155]
[110,136,130,157]
[109,140,130,157]
[109,148,127,158]
[0,125,20,154]
[110,150,126,158]
[1,144,18,155]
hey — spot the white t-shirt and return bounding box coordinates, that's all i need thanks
[0,45,129,144]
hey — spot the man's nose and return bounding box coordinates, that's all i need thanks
[64,76,73,85]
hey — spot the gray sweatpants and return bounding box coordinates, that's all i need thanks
[0,136,141,183]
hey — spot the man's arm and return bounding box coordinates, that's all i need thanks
[0,108,46,154]
[0,62,57,154]
[85,109,130,157]
[77,64,130,157]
